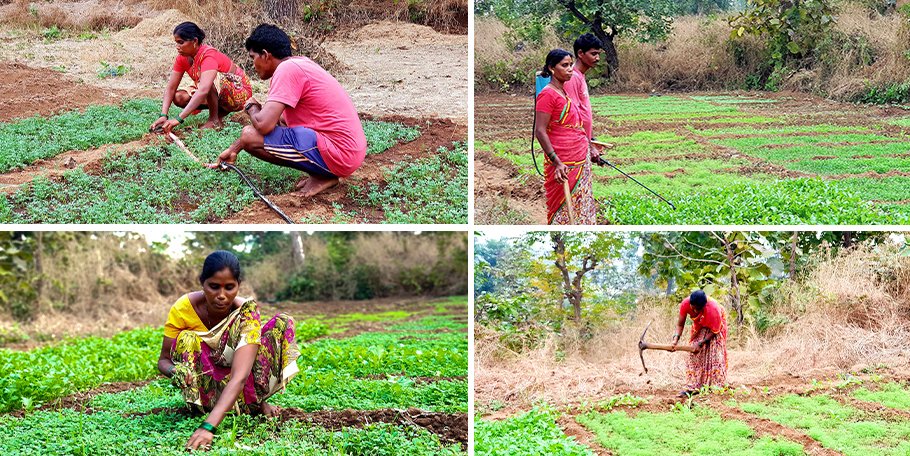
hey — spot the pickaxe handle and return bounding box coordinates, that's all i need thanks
[638,341,697,353]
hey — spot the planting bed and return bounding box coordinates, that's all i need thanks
[475,372,910,455]
[0,296,468,454]
[475,92,910,224]
[0,65,467,224]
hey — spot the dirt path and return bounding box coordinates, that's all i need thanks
[0,63,123,123]
[222,117,465,224]
[558,416,614,455]
[324,22,467,123]
[473,151,546,224]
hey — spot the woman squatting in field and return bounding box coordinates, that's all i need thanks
[150,22,253,133]
[670,290,729,397]
[157,250,300,451]
[535,49,598,225]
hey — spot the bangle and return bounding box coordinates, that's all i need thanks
[673,333,680,340]
[167,364,175,376]
[177,116,184,124]
[159,113,168,119]
[198,421,216,433]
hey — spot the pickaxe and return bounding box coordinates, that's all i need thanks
[638,320,697,374]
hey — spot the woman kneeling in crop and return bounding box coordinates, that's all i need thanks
[157,250,299,451]
[150,21,253,134]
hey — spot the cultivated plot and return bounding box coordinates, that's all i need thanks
[0,297,468,455]
[475,92,910,224]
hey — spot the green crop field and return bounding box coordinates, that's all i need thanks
[475,376,910,455]
[0,296,468,455]
[0,100,467,224]
[476,92,910,224]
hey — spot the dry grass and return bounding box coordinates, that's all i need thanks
[475,244,910,412]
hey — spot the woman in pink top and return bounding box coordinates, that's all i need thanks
[209,24,366,198]
[535,49,597,225]
[150,22,252,133]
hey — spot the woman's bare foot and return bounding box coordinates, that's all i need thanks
[294,176,309,191]
[260,402,281,417]
[201,118,224,130]
[297,175,339,197]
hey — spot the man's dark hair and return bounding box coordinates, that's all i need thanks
[174,22,205,43]
[690,290,708,309]
[540,49,572,77]
[573,33,603,57]
[245,24,292,59]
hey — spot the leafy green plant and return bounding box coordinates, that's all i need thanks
[363,121,420,155]
[362,141,468,223]
[739,394,910,455]
[475,405,593,456]
[97,61,129,79]
[577,405,805,455]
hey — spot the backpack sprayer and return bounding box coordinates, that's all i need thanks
[531,72,676,211]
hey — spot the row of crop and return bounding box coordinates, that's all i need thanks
[477,380,910,456]
[0,319,329,412]
[0,116,422,223]
[0,408,462,455]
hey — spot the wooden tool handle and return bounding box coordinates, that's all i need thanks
[641,342,698,353]
[563,180,576,225]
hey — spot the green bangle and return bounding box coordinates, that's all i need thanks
[159,113,168,119]
[198,421,216,433]
[177,116,185,124]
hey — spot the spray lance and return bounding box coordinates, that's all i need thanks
[529,72,676,210]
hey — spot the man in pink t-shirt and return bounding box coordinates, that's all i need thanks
[562,34,603,160]
[210,24,367,197]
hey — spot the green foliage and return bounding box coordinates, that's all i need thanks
[363,121,420,155]
[854,80,910,105]
[601,179,892,225]
[0,122,299,223]
[730,0,836,64]
[299,330,467,378]
[97,61,130,79]
[475,406,593,456]
[295,318,329,342]
[274,373,468,413]
[739,394,910,455]
[363,141,468,223]
[0,98,166,173]
[852,382,910,410]
[577,405,805,455]
[0,410,462,455]
[0,327,160,412]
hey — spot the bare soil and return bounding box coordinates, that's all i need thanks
[0,63,123,122]
[281,408,468,447]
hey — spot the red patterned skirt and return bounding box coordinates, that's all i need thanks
[685,327,728,390]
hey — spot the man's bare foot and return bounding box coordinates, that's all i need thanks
[261,402,281,417]
[294,176,309,191]
[297,175,339,197]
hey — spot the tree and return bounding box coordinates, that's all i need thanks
[639,231,779,326]
[729,0,835,64]
[529,231,624,322]
[487,0,677,77]
[264,0,298,24]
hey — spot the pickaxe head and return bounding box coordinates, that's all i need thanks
[638,320,652,374]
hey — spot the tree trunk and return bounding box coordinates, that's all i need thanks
[789,231,798,279]
[841,231,855,248]
[666,276,675,296]
[592,29,618,77]
[290,231,305,268]
[722,235,744,326]
[264,0,298,24]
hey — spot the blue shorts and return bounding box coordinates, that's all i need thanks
[262,126,337,179]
